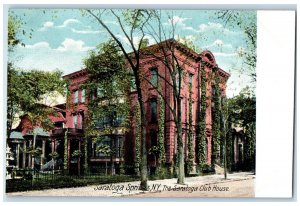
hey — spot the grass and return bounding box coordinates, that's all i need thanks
[6,174,139,193]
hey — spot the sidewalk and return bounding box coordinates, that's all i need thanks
[7,172,255,197]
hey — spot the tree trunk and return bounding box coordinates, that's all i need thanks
[110,137,113,175]
[222,113,227,180]
[139,96,148,190]
[133,65,148,191]
[176,97,185,184]
[78,157,81,176]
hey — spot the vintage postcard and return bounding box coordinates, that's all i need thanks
[4,7,295,199]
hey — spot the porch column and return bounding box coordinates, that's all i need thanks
[23,142,26,168]
[41,140,46,167]
[16,143,20,168]
[28,140,32,168]
[52,139,56,153]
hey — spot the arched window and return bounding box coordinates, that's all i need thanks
[150,98,157,123]
[150,67,158,87]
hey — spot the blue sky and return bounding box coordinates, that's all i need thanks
[8,9,256,97]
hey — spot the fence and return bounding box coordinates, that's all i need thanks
[6,167,140,193]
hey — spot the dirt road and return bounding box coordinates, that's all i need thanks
[7,172,255,198]
[129,178,254,198]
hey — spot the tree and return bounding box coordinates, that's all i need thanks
[7,67,65,170]
[83,39,131,176]
[140,11,206,184]
[7,69,65,133]
[228,87,256,171]
[83,9,153,190]
[216,11,257,82]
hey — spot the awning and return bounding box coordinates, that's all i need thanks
[33,128,49,137]
[25,128,50,137]
[9,131,24,140]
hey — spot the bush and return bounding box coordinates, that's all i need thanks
[6,174,139,193]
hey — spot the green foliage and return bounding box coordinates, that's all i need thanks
[83,138,88,175]
[7,12,33,51]
[157,85,166,170]
[7,66,65,137]
[72,150,83,158]
[227,87,256,171]
[6,174,139,193]
[63,130,68,174]
[49,152,59,159]
[216,11,257,81]
[83,40,131,139]
[26,146,42,157]
[96,144,111,155]
[134,103,141,176]
[84,39,125,81]
[8,14,23,49]
[197,62,207,172]
[122,9,151,29]
[187,84,194,174]
[211,70,221,165]
[148,146,159,155]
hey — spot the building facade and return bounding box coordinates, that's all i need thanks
[7,40,232,176]
[62,40,230,175]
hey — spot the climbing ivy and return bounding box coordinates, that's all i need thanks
[134,102,141,176]
[197,62,207,173]
[83,136,88,175]
[63,129,68,174]
[187,84,194,174]
[212,69,221,166]
[157,85,166,177]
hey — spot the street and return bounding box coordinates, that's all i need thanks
[7,172,255,198]
[131,178,254,197]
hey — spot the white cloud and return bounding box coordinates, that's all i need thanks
[204,39,233,49]
[116,35,156,49]
[182,26,196,31]
[57,19,81,28]
[198,22,223,33]
[71,28,102,34]
[23,39,94,53]
[103,20,118,25]
[25,42,51,49]
[38,19,81,32]
[11,38,94,74]
[38,21,54,31]
[168,16,191,25]
[213,52,237,57]
[164,16,197,32]
[56,38,94,52]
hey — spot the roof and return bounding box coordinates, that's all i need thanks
[49,112,65,123]
[9,131,24,140]
[63,39,230,79]
[62,69,87,80]
[25,128,50,137]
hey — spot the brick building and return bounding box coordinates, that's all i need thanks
[7,40,230,176]
[62,39,230,175]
